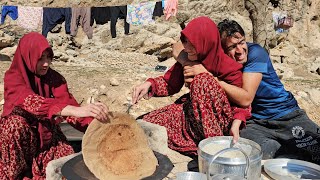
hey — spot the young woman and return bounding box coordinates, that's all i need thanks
[0,32,110,179]
[132,17,251,156]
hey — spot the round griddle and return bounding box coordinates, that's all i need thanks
[61,151,174,180]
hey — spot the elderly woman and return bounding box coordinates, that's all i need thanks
[132,16,251,156]
[0,32,110,179]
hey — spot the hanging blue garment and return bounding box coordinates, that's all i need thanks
[1,6,18,24]
[162,0,166,8]
[42,7,72,37]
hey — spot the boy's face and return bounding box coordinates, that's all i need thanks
[221,32,248,64]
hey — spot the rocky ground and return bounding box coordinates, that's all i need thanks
[0,22,319,124]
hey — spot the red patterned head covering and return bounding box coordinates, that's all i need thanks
[181,16,243,87]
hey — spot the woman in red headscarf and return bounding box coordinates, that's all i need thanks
[132,16,251,156]
[0,32,110,179]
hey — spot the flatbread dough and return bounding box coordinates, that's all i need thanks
[82,112,158,180]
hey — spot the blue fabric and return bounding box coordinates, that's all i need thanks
[1,6,18,24]
[243,43,299,120]
[42,8,71,37]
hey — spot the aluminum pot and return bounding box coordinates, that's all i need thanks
[174,172,206,180]
[198,136,262,180]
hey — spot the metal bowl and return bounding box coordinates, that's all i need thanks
[174,172,206,180]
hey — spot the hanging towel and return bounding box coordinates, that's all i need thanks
[1,6,18,24]
[164,0,178,20]
[71,7,93,39]
[127,2,156,25]
[153,1,164,17]
[42,8,72,37]
[17,7,43,30]
[91,7,111,25]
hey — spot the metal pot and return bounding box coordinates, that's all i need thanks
[174,172,206,180]
[198,136,262,180]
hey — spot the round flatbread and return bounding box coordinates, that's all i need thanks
[82,112,158,180]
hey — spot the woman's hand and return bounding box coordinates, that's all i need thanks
[74,103,111,123]
[229,119,242,144]
[183,63,208,77]
[183,62,208,87]
[61,103,111,123]
[132,81,152,104]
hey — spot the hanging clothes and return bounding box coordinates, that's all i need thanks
[153,1,164,17]
[162,0,166,8]
[110,6,130,38]
[127,2,156,25]
[164,0,178,20]
[91,7,111,25]
[1,6,18,24]
[70,7,93,39]
[42,8,72,37]
[17,7,43,30]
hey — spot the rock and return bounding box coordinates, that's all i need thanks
[55,37,63,46]
[137,120,169,155]
[0,33,15,48]
[297,91,309,99]
[46,152,81,180]
[306,89,320,105]
[139,33,175,55]
[89,88,99,94]
[59,54,69,62]
[110,78,120,86]
[53,51,63,58]
[307,57,320,75]
[144,23,171,35]
[66,49,79,57]
[0,45,17,59]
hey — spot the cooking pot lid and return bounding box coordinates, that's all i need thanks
[264,158,320,180]
[61,151,173,180]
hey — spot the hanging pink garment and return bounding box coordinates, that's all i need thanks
[164,0,178,20]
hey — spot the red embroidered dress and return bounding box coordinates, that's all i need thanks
[0,32,92,179]
[144,17,251,156]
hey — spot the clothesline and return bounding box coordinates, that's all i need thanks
[0,0,178,38]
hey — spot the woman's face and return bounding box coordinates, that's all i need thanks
[36,49,52,76]
[182,38,198,61]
